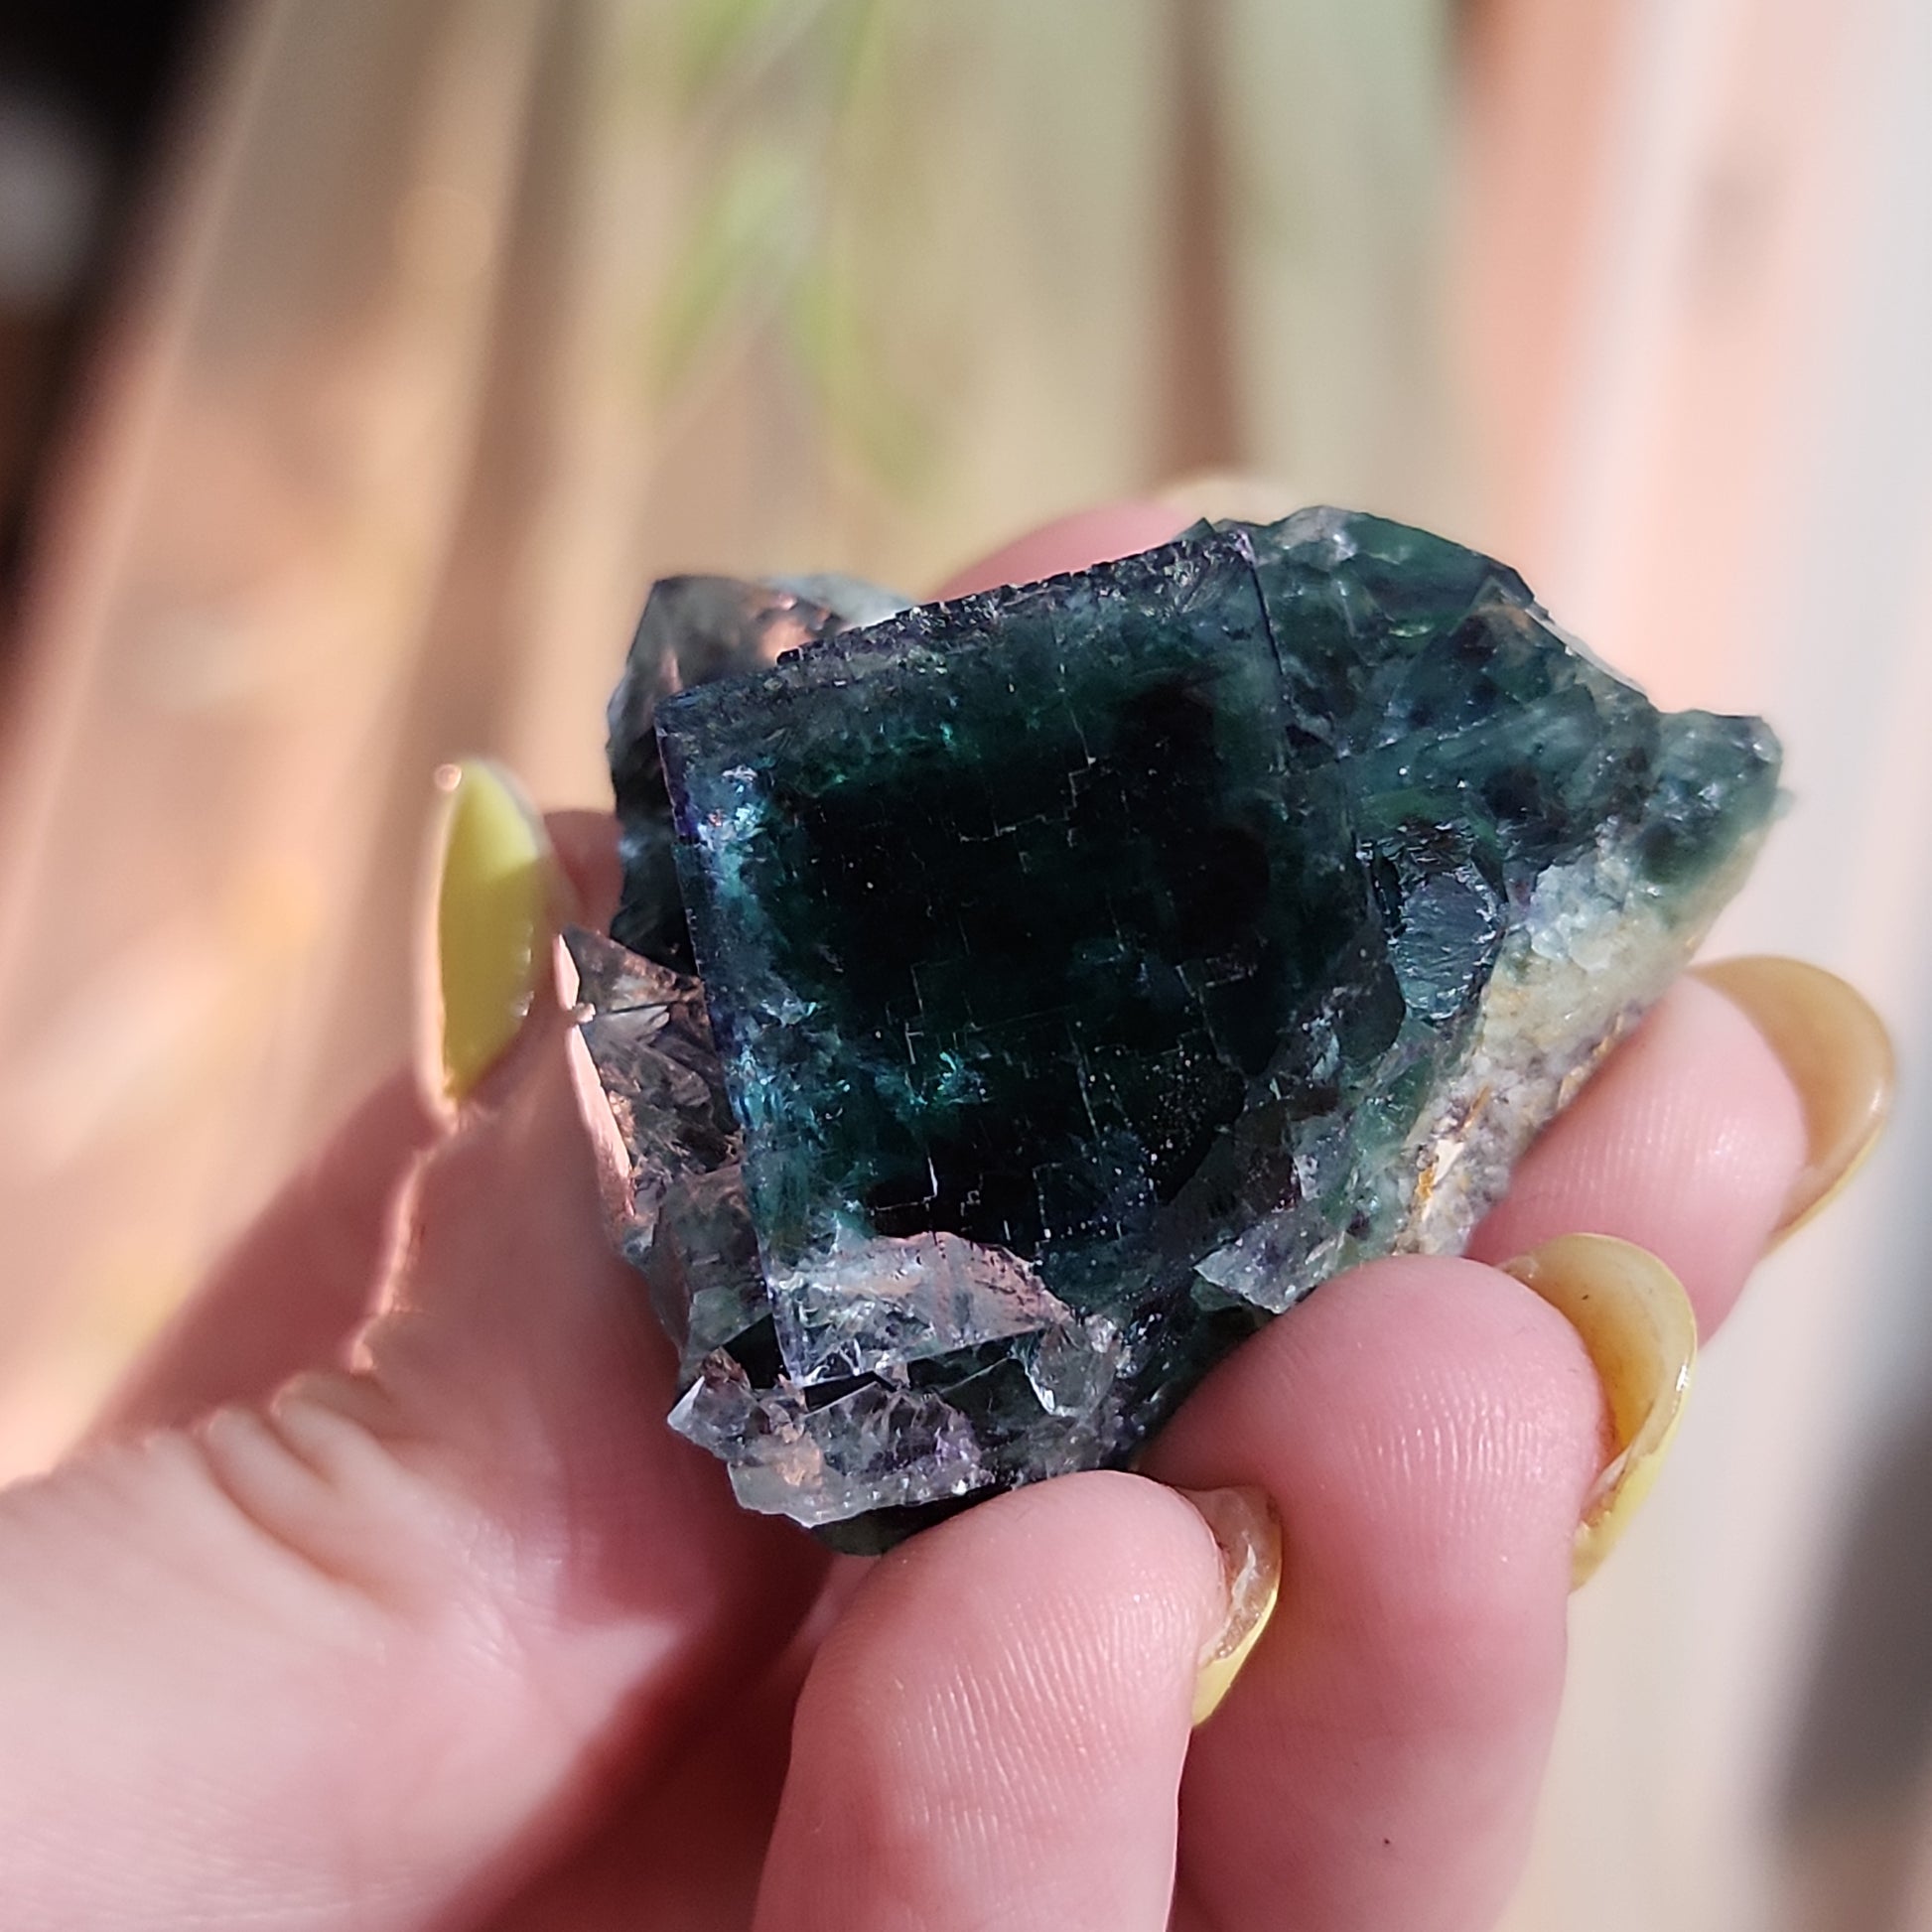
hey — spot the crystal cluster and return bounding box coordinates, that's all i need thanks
[570,509,1780,1549]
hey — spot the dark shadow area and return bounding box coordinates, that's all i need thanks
[1778,1385,1932,1929]
[0,0,214,635]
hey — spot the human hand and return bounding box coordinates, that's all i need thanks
[0,505,1888,1931]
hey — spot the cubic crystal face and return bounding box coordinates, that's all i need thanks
[577,508,1781,1549]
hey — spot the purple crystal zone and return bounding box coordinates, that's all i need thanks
[564,923,1018,1530]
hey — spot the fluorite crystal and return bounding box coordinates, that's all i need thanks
[572,508,1780,1549]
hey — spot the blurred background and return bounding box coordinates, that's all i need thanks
[0,1,1927,1926]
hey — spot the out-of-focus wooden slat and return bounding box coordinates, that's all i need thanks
[1455,0,1631,561]
[0,0,560,1470]
[1223,0,1458,525]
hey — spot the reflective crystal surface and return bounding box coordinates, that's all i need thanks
[607,573,911,971]
[576,509,1782,1548]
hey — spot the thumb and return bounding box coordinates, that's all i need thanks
[0,763,820,1932]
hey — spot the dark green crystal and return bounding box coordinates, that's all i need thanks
[578,508,1780,1546]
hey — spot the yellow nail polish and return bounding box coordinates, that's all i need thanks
[1503,1234,1697,1589]
[422,759,557,1107]
[1179,1484,1283,1725]
[1692,956,1893,1242]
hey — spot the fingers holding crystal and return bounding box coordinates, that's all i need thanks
[1146,1255,1605,1932]
[14,775,821,1929]
[1142,950,1862,1926]
[359,815,824,1640]
[753,1471,1230,1932]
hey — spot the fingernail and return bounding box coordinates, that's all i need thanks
[1153,470,1308,528]
[1692,956,1893,1242]
[420,759,560,1108]
[1503,1235,1697,1589]
[1176,1483,1283,1725]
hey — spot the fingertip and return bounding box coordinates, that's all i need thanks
[1154,1256,1603,1619]
[544,810,621,930]
[758,1471,1224,1932]
[822,1469,1226,1741]
[932,500,1191,599]
[1692,955,1893,1241]
[1151,1256,1607,1932]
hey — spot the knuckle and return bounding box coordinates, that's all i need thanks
[191,1375,509,1625]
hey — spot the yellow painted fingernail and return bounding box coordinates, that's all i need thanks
[421,759,557,1107]
[1692,956,1893,1243]
[1503,1234,1697,1589]
[1178,1484,1283,1725]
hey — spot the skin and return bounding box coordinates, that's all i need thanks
[0,506,1809,1932]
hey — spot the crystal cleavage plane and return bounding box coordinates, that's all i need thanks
[568,508,1780,1550]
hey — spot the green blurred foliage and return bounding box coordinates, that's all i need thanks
[649,0,932,491]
